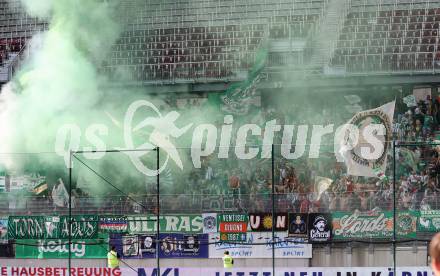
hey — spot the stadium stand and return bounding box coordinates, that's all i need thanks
[3,0,440,79]
[0,0,439,219]
[0,91,438,217]
[330,0,440,73]
[103,0,329,82]
[0,0,46,81]
[0,0,329,83]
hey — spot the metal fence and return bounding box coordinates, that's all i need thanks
[0,142,438,274]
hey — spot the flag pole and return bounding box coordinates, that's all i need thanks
[156,147,160,276]
[271,144,275,276]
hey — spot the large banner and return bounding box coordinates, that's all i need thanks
[249,213,288,232]
[128,215,203,234]
[209,232,312,259]
[218,214,248,242]
[14,237,108,258]
[418,210,440,232]
[0,266,433,276]
[8,216,47,239]
[8,215,98,239]
[332,211,417,239]
[59,215,99,239]
[112,233,209,258]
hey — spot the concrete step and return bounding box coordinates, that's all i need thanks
[306,0,350,69]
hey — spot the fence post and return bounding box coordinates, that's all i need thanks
[271,144,275,276]
[392,140,397,276]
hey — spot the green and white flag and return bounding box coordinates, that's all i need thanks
[52,179,69,207]
[340,101,395,177]
[33,182,48,195]
[221,44,268,115]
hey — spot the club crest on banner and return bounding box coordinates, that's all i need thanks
[202,213,218,234]
[340,101,395,177]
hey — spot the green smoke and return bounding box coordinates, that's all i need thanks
[0,0,398,199]
[9,0,120,150]
[0,0,226,196]
[0,0,144,193]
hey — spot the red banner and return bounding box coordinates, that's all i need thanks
[0,267,122,276]
[219,222,247,233]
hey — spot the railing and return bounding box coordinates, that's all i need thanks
[6,37,30,81]
[337,55,440,74]
[2,190,438,215]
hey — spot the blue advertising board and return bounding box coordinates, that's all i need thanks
[111,233,208,259]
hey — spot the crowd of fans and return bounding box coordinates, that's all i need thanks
[392,94,440,211]
[169,92,440,214]
[274,93,440,214]
[1,92,440,215]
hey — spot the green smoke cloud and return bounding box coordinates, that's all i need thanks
[0,0,146,192]
[0,0,392,199]
[0,0,225,196]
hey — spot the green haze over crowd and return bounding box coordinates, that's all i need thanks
[0,0,395,197]
[0,0,224,195]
